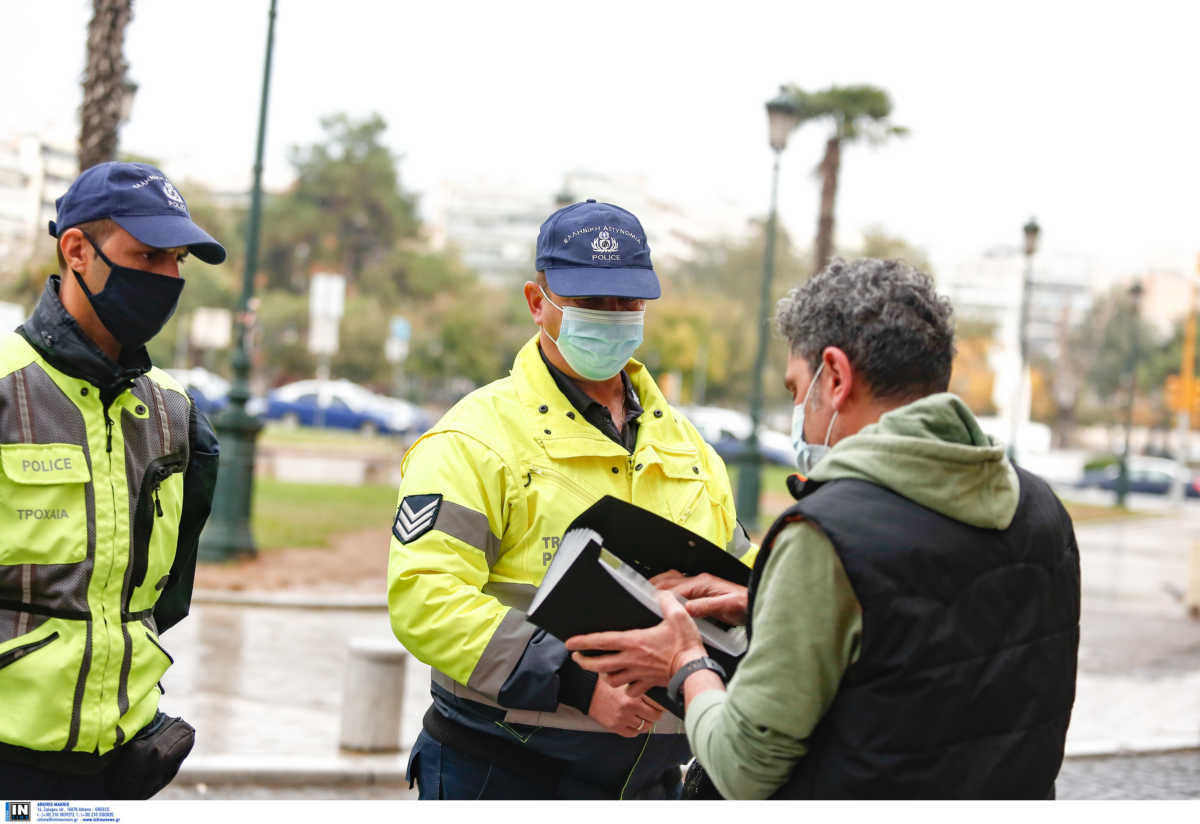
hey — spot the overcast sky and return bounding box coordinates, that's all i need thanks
[4,0,1198,281]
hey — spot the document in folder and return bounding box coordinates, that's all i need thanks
[527,497,749,717]
[557,495,751,586]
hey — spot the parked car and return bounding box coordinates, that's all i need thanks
[358,392,434,435]
[167,367,230,417]
[261,379,429,436]
[680,405,795,467]
[1076,457,1200,498]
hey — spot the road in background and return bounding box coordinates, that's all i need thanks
[154,486,1200,800]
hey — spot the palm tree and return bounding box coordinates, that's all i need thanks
[79,0,134,172]
[785,85,907,273]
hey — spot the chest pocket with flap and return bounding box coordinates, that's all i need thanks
[0,443,91,565]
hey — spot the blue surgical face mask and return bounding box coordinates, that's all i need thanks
[791,361,838,475]
[539,286,644,381]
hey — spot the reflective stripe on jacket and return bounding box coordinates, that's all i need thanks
[0,329,206,761]
[388,335,752,744]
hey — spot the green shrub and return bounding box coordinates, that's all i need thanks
[1083,454,1119,472]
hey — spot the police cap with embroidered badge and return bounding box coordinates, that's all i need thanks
[535,199,659,299]
[48,161,226,264]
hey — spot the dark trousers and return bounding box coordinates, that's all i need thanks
[0,711,188,800]
[406,730,681,800]
[0,760,110,800]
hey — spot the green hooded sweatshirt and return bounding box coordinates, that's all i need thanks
[684,393,1021,799]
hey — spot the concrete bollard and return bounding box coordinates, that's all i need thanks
[1187,543,1200,621]
[339,637,408,752]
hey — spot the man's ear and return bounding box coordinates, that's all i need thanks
[522,280,544,323]
[59,227,90,273]
[821,346,854,411]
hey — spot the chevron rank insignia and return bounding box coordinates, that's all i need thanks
[393,494,443,544]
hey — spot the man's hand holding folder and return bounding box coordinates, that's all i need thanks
[650,570,749,626]
[526,496,751,717]
[567,589,726,710]
[586,677,666,737]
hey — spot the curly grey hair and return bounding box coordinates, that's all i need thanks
[775,258,956,401]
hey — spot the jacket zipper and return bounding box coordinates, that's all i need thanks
[144,630,174,665]
[129,453,187,592]
[526,465,599,505]
[0,632,60,670]
[678,483,706,523]
[95,399,119,752]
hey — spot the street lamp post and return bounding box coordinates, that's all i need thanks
[1116,280,1144,507]
[198,0,278,561]
[735,88,802,530]
[1008,217,1040,465]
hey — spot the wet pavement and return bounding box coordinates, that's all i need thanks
[160,749,1200,800]
[1057,750,1200,800]
[154,490,1200,799]
[1067,498,1200,752]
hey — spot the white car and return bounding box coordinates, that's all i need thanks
[166,367,231,415]
[680,405,795,467]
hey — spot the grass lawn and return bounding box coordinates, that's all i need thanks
[725,463,800,529]
[252,478,397,551]
[251,467,800,552]
[726,463,796,495]
[257,423,405,450]
[1060,499,1154,523]
[728,464,1149,526]
[249,465,1146,553]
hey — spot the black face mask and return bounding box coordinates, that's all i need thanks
[74,233,186,352]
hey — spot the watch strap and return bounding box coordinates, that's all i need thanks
[667,656,727,703]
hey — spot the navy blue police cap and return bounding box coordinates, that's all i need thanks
[48,161,226,264]
[534,199,659,299]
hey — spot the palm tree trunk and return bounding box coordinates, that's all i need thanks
[813,136,841,272]
[79,0,134,172]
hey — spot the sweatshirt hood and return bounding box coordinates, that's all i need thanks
[806,393,1020,530]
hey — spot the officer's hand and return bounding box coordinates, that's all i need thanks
[586,675,664,737]
[649,571,748,626]
[570,592,706,696]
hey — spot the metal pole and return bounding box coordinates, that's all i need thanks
[735,149,782,530]
[198,0,276,561]
[1116,281,1143,507]
[1009,250,1034,465]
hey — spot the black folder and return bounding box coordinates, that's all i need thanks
[527,496,749,718]
[558,495,750,586]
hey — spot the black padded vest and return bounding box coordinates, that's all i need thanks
[749,468,1080,799]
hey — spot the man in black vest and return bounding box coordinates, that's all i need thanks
[567,258,1080,799]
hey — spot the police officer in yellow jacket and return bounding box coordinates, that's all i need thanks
[0,162,225,798]
[389,200,753,799]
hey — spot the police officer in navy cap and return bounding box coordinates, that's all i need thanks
[388,199,756,799]
[0,161,226,798]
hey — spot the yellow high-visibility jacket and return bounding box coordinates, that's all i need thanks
[0,279,217,772]
[388,335,752,790]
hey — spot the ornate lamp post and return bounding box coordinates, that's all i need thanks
[1116,280,1144,507]
[735,88,803,529]
[198,0,277,561]
[1008,216,1040,464]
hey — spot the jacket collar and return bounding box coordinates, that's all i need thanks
[511,334,677,450]
[536,343,643,426]
[20,275,152,396]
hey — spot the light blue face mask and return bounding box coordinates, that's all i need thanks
[791,361,838,475]
[540,287,645,381]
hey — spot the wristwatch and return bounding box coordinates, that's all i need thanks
[667,656,727,703]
